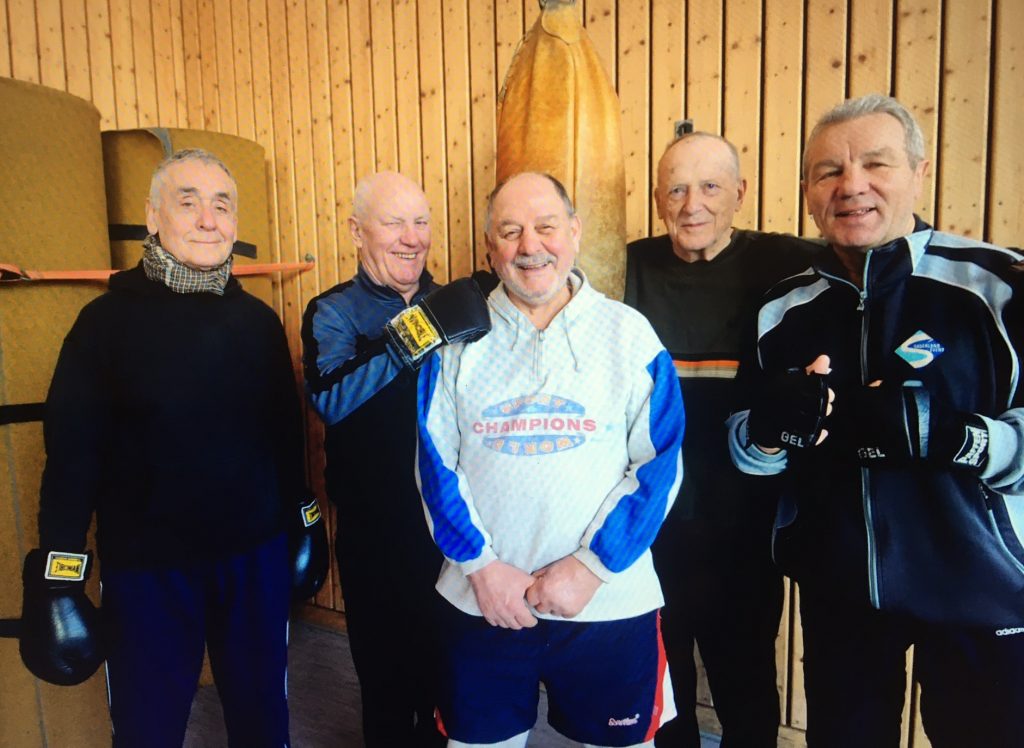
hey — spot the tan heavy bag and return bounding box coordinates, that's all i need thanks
[0,77,112,747]
[102,128,276,308]
[496,0,627,299]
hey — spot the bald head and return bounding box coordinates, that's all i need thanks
[349,171,431,302]
[654,132,747,262]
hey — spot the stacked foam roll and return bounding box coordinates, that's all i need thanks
[0,77,111,746]
[102,129,275,308]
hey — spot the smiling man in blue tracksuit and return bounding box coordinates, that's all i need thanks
[417,172,685,748]
[728,94,1024,748]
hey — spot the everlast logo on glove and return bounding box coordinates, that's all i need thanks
[44,551,88,582]
[953,424,989,469]
[389,306,441,360]
[301,498,322,528]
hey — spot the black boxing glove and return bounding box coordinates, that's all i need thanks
[747,369,830,450]
[20,549,103,686]
[385,277,491,369]
[290,496,330,601]
[842,382,989,471]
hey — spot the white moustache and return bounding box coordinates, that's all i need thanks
[514,254,555,269]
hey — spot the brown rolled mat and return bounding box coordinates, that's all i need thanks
[0,76,111,748]
[102,128,276,308]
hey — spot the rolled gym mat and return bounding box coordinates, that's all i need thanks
[0,76,111,747]
[102,128,275,307]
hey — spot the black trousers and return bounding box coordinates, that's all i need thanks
[652,520,785,748]
[800,588,1024,748]
[333,497,446,748]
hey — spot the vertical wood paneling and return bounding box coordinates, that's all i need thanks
[0,0,11,78]
[8,0,39,83]
[468,0,496,270]
[327,0,357,281]
[369,0,398,170]
[894,0,941,220]
[495,0,523,94]
[131,0,159,125]
[151,0,179,126]
[760,0,803,233]
[648,0,684,233]
[618,0,649,242]
[393,0,422,182]
[848,0,893,97]
[180,0,204,128]
[442,0,472,281]
[723,0,763,230]
[168,0,190,126]
[283,0,317,344]
[585,0,616,88]
[2,4,1022,746]
[35,0,65,90]
[212,0,237,134]
[265,0,300,347]
[230,0,256,140]
[418,0,451,282]
[686,0,722,133]
[308,0,339,292]
[801,0,846,237]
[61,0,90,99]
[936,0,991,238]
[348,0,376,179]
[109,0,140,128]
[196,0,221,131]
[987,0,1024,246]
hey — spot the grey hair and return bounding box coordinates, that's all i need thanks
[659,131,742,181]
[485,172,576,235]
[148,148,236,208]
[802,94,926,179]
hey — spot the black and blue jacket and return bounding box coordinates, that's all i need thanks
[301,266,441,559]
[728,221,1024,627]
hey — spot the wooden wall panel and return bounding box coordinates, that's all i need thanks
[686,0,722,134]
[468,0,496,271]
[3,2,1022,746]
[760,0,803,233]
[61,0,90,100]
[894,0,941,221]
[35,0,64,90]
[618,0,649,242]
[723,0,762,230]
[988,0,1024,247]
[936,0,991,239]
[648,0,684,233]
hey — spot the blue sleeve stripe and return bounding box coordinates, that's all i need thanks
[416,354,487,562]
[590,349,685,572]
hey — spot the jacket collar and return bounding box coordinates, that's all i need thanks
[813,216,934,291]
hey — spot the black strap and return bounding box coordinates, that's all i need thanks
[0,618,21,638]
[0,403,44,425]
[107,224,258,258]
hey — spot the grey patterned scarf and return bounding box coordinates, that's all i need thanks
[141,234,233,295]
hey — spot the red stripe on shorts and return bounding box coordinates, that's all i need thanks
[645,609,670,741]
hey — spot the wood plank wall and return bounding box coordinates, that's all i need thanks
[3,1,1023,746]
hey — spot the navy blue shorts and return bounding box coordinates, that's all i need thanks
[436,602,674,746]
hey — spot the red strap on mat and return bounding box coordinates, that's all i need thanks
[0,261,314,282]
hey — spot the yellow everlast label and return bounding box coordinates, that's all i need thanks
[44,551,88,581]
[302,499,321,528]
[393,307,441,357]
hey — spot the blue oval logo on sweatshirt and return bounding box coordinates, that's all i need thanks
[473,393,596,457]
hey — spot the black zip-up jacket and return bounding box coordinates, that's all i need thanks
[38,265,305,567]
[728,221,1024,627]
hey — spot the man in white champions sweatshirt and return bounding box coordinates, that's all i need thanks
[417,172,686,748]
